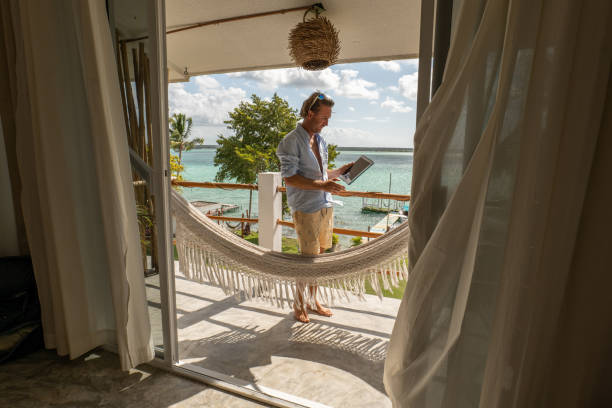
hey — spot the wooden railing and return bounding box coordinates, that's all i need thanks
[175,180,258,190]
[276,219,382,238]
[172,179,409,238]
[206,213,383,238]
[172,180,410,201]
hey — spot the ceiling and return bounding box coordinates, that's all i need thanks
[164,0,421,82]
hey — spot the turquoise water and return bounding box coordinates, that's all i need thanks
[179,148,413,246]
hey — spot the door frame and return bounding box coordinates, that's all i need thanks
[146,0,442,407]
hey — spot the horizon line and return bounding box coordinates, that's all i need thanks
[193,144,414,151]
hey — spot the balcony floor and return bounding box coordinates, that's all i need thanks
[147,262,400,408]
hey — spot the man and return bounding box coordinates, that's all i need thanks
[276,92,353,323]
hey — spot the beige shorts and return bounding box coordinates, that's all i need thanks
[292,207,334,255]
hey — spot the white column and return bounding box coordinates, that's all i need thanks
[258,172,282,251]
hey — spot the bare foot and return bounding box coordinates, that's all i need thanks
[293,304,310,323]
[308,301,333,317]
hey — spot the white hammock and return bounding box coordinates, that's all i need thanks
[172,190,410,307]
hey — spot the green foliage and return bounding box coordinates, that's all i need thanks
[214,94,299,184]
[327,144,339,169]
[214,93,340,184]
[282,236,300,254]
[233,230,299,253]
[136,204,153,248]
[169,113,203,163]
[136,204,153,230]
[170,153,184,192]
[170,154,184,180]
[331,233,339,245]
[351,236,363,246]
[364,277,406,299]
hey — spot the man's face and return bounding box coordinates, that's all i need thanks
[308,105,332,134]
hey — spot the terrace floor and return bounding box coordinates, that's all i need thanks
[146,262,401,408]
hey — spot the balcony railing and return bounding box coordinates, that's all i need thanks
[171,177,410,242]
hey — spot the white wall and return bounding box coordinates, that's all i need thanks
[0,118,20,256]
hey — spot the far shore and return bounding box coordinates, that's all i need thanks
[192,145,413,152]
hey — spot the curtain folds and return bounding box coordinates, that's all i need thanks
[0,0,153,369]
[384,0,612,406]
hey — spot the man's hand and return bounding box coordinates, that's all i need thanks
[315,179,346,194]
[328,161,355,180]
[339,162,354,175]
[284,174,346,192]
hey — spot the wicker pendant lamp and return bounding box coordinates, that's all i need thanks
[288,4,340,70]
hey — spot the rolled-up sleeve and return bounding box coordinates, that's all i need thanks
[276,136,300,178]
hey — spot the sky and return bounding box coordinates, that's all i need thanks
[168,59,418,148]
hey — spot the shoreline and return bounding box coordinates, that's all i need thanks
[192,145,413,152]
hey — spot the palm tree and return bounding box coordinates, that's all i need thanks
[169,113,204,164]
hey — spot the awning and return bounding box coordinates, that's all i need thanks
[164,1,421,82]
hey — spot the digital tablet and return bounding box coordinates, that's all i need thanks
[339,155,374,185]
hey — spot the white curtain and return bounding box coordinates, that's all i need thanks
[0,0,153,369]
[384,0,612,406]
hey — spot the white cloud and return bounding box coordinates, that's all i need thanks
[348,106,355,111]
[229,67,379,100]
[387,85,399,92]
[168,79,247,126]
[369,100,378,105]
[194,76,221,89]
[398,72,418,100]
[364,116,377,121]
[381,97,413,113]
[335,70,379,99]
[229,68,340,91]
[374,61,401,72]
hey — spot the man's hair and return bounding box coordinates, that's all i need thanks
[300,91,334,118]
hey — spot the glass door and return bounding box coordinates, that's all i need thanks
[109,0,176,363]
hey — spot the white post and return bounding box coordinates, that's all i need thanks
[258,172,282,251]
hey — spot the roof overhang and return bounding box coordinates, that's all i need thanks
[164,1,421,82]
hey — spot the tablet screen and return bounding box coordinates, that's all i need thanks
[340,155,374,184]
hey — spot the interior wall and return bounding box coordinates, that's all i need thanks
[0,117,20,256]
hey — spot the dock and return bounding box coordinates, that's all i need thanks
[361,197,409,214]
[190,200,239,214]
[370,213,403,234]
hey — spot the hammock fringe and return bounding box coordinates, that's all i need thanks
[176,239,409,308]
[172,190,410,308]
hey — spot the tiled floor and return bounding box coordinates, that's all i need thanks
[146,264,401,408]
[0,349,268,408]
[0,266,399,408]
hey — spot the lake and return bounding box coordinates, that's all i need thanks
[178,148,413,247]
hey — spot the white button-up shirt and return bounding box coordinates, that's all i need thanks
[276,124,332,213]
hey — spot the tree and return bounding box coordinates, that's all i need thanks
[214,93,339,184]
[170,153,184,191]
[170,154,184,181]
[328,144,339,169]
[169,113,203,164]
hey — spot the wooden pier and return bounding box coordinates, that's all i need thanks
[370,213,407,234]
[190,200,239,214]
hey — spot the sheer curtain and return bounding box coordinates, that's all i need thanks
[0,0,153,369]
[384,0,612,406]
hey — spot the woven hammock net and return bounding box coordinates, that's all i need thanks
[172,190,411,307]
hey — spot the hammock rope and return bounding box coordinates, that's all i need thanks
[172,190,411,307]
